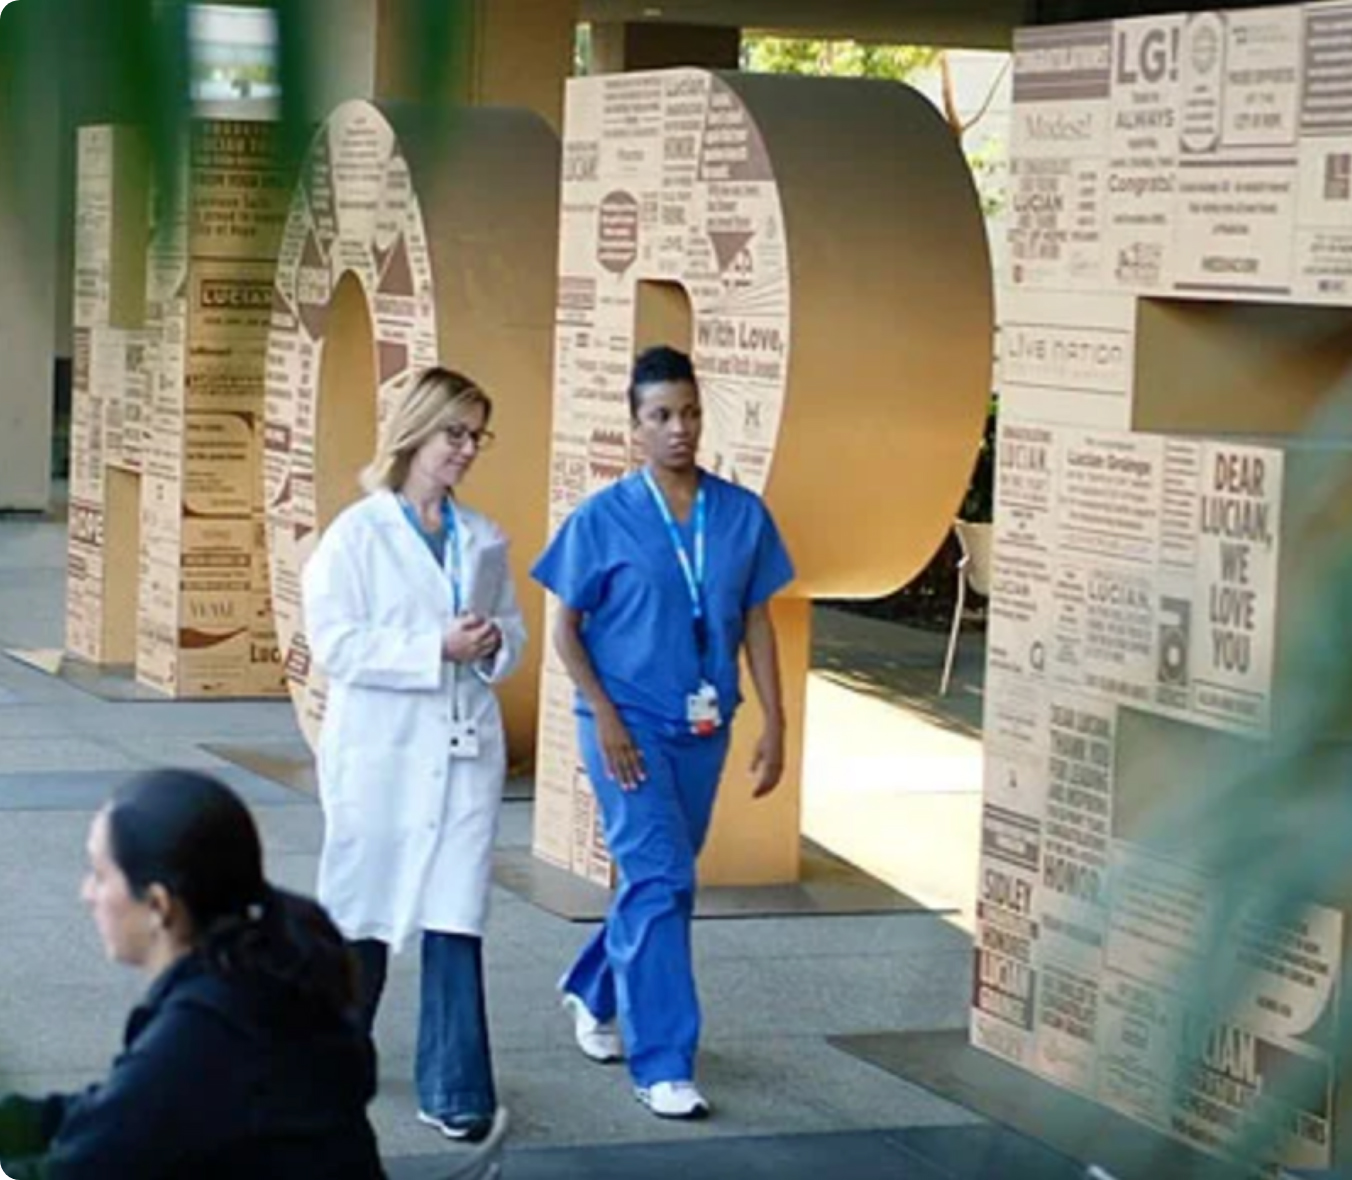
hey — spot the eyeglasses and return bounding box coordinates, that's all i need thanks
[444,423,496,450]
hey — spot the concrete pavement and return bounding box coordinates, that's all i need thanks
[0,497,1046,1178]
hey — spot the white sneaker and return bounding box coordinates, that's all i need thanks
[635,1080,710,1120]
[561,991,624,1063]
[416,1109,496,1142]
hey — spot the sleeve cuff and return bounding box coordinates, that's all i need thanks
[473,642,511,685]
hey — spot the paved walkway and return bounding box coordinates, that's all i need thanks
[0,501,1077,1179]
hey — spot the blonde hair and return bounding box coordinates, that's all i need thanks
[361,366,493,493]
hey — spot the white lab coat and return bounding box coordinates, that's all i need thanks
[301,488,526,952]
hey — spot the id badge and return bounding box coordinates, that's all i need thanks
[448,719,481,759]
[685,682,722,737]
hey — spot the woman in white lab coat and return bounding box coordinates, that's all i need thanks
[302,366,525,1145]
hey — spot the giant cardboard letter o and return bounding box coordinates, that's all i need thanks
[265,101,559,755]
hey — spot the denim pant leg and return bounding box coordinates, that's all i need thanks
[416,931,497,1119]
[350,939,389,1037]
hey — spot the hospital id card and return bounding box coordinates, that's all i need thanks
[686,682,722,737]
[448,719,481,759]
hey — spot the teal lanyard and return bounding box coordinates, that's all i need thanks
[639,468,708,659]
[398,495,462,615]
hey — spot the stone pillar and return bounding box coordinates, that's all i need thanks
[376,0,578,131]
[590,21,741,73]
[286,0,380,118]
[0,183,58,511]
[0,6,61,510]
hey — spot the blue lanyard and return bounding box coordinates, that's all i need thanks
[640,467,706,631]
[398,495,463,614]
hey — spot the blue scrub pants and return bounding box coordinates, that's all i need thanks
[561,714,731,1087]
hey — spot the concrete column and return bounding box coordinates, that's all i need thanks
[0,203,57,511]
[0,9,61,510]
[299,0,380,117]
[376,0,578,131]
[590,21,740,73]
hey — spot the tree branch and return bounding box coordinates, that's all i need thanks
[939,51,963,137]
[959,57,1012,137]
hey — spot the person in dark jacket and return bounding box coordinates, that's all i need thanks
[0,768,385,1179]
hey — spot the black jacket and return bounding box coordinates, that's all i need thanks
[0,953,384,1179]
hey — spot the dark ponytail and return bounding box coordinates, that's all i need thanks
[106,769,356,1016]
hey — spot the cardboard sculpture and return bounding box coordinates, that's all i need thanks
[68,120,291,697]
[264,101,559,757]
[976,5,1352,1171]
[533,70,995,887]
[67,126,150,666]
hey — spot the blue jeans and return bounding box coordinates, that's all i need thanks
[561,715,730,1087]
[351,931,496,1120]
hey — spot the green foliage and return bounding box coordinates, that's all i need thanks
[741,36,939,82]
[961,127,1006,221]
[959,397,998,523]
[742,35,1007,222]
[574,22,592,77]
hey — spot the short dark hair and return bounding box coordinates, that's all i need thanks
[628,345,698,418]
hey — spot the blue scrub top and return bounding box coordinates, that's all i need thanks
[531,470,795,735]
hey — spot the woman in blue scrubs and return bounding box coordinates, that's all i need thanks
[532,345,794,1120]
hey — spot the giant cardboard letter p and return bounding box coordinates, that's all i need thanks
[534,70,995,885]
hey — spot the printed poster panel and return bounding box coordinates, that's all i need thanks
[999,287,1136,428]
[1050,431,1164,709]
[1097,970,1181,1128]
[988,421,1057,686]
[184,413,254,518]
[986,423,1282,739]
[180,504,255,698]
[1120,871,1342,1174]
[1106,845,1214,990]
[187,259,277,415]
[65,498,105,664]
[1035,956,1105,1095]
[1038,696,1115,969]
[1182,897,1338,1168]
[189,119,289,262]
[1295,2,1352,300]
[1008,24,1113,291]
[1172,1015,1335,1170]
[1174,8,1303,298]
[136,195,189,696]
[248,508,285,697]
[1191,443,1282,731]
[1036,824,1343,1170]
[1001,5,1352,311]
[110,332,149,473]
[1093,821,1338,1169]
[73,126,115,332]
[1106,16,1184,293]
[972,802,1043,1066]
[67,130,128,665]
